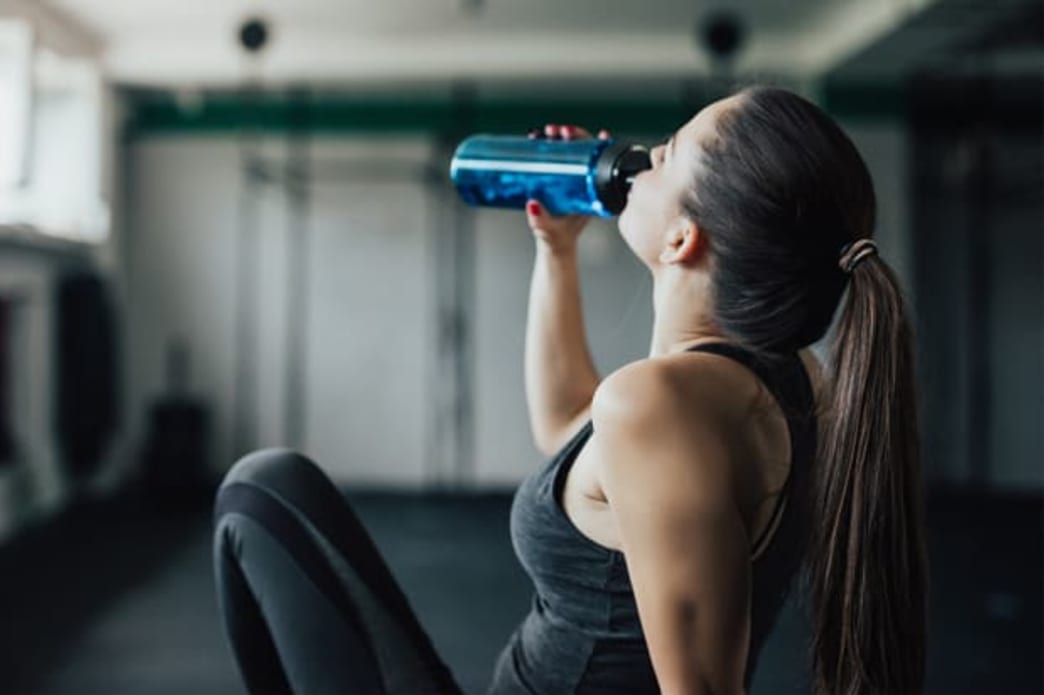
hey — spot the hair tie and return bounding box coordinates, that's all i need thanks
[839,238,877,274]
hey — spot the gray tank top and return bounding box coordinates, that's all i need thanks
[488,343,816,694]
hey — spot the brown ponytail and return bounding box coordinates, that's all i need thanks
[679,85,929,692]
[810,251,929,694]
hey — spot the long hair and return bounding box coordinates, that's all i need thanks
[679,85,928,694]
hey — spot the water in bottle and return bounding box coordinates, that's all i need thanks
[450,135,651,217]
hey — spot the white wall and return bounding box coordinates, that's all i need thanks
[124,136,439,485]
[123,137,240,481]
[122,119,914,489]
[302,147,432,486]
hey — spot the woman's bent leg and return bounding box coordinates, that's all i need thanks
[213,448,463,695]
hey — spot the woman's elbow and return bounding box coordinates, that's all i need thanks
[660,679,745,695]
[529,424,560,457]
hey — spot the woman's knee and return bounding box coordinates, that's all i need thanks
[220,448,316,490]
[213,449,319,552]
[215,447,341,525]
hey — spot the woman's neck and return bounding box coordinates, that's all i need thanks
[648,265,726,358]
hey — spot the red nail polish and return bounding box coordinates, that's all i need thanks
[526,201,540,215]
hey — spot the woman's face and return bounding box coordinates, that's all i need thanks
[618,96,738,268]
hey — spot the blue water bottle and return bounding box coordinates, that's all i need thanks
[450,135,651,217]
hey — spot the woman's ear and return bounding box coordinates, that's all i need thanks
[658,218,705,265]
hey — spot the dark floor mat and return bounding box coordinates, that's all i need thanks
[0,487,1039,695]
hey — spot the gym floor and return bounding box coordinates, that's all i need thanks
[0,486,1039,695]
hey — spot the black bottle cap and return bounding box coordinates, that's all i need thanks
[595,142,652,215]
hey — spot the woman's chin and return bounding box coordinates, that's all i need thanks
[616,224,642,263]
[616,206,632,237]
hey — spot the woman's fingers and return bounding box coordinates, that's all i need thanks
[528,124,609,141]
[562,125,593,140]
[526,199,585,226]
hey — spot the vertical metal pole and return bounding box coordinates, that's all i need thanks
[424,164,447,488]
[284,87,312,451]
[427,83,478,490]
[450,82,477,488]
[432,139,469,490]
[233,81,260,458]
[452,189,476,487]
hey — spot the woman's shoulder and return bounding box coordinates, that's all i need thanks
[590,356,748,513]
[592,349,774,429]
[590,348,813,512]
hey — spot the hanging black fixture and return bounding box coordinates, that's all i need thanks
[238,17,270,54]
[699,10,747,64]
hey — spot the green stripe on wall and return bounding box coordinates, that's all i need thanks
[123,82,905,138]
[124,93,698,138]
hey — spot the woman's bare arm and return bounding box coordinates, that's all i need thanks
[524,219,600,456]
[595,360,751,694]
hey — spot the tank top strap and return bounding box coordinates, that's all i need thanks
[681,341,818,554]
[681,342,815,428]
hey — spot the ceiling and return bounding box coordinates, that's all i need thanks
[831,0,1043,79]
[4,0,1036,87]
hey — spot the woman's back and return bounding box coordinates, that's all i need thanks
[489,341,818,694]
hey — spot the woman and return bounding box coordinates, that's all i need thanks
[213,85,928,694]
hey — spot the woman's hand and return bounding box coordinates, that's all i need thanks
[525,124,610,255]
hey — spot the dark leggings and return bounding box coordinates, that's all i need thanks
[212,448,465,694]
